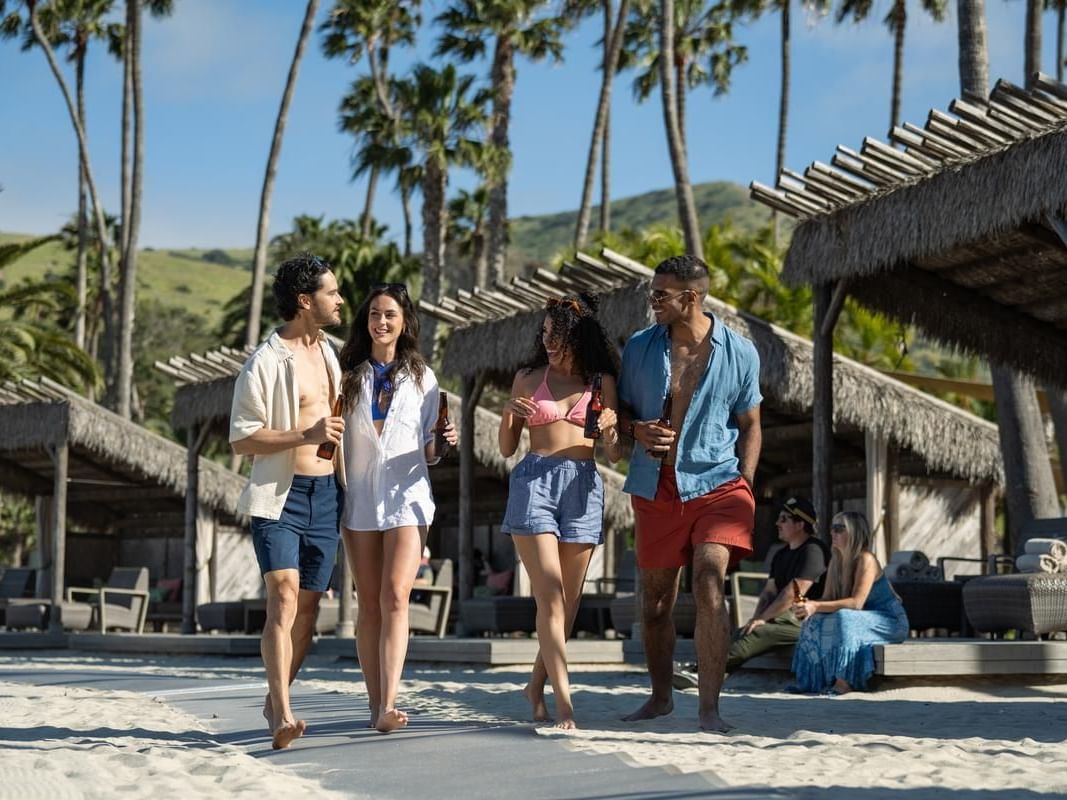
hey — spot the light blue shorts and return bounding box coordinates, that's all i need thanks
[501,453,604,545]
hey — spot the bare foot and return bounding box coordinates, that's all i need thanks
[699,711,734,733]
[271,718,306,750]
[552,716,577,730]
[375,708,408,734]
[622,696,673,722]
[262,694,274,733]
[524,684,549,722]
[830,679,852,696]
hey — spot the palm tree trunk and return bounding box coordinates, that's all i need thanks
[1058,3,1065,83]
[599,0,616,235]
[890,0,905,130]
[360,163,379,239]
[420,161,447,356]
[1025,0,1042,85]
[74,44,88,353]
[575,0,629,249]
[116,0,144,420]
[28,5,114,386]
[773,0,791,245]
[957,1,1059,549]
[120,21,133,262]
[957,0,989,102]
[658,0,703,259]
[675,57,687,157]
[1048,388,1067,491]
[401,183,413,259]
[474,226,489,289]
[246,0,319,348]
[487,37,514,285]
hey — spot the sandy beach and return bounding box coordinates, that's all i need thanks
[1,652,1065,799]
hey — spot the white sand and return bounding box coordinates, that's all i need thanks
[2,654,1066,798]
[0,678,346,800]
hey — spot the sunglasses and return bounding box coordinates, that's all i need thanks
[777,513,796,523]
[373,283,408,294]
[546,297,583,316]
[649,288,695,304]
[830,523,848,533]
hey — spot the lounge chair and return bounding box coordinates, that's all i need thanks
[0,567,36,627]
[67,566,150,633]
[409,558,453,638]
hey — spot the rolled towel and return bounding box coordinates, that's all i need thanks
[1016,553,1062,574]
[885,563,911,581]
[1024,538,1067,560]
[889,550,929,571]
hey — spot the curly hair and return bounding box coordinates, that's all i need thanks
[520,292,620,383]
[273,253,332,321]
[654,254,710,283]
[338,284,426,414]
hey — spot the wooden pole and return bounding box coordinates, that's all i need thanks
[182,424,209,634]
[336,542,355,638]
[49,441,68,634]
[35,495,52,599]
[458,373,486,607]
[979,483,997,566]
[812,282,839,538]
[885,445,901,556]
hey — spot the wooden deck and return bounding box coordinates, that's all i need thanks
[624,637,1067,676]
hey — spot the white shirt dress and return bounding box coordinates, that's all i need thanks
[341,364,440,531]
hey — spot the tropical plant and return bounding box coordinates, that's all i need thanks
[246,0,320,349]
[321,0,421,237]
[435,0,567,283]
[447,185,491,287]
[392,63,490,352]
[0,491,35,568]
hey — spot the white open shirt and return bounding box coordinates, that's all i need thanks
[342,363,440,531]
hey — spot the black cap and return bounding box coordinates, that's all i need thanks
[782,497,816,527]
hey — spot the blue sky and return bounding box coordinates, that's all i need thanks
[0,0,1058,249]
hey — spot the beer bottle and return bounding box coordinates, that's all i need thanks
[649,389,673,459]
[583,374,603,440]
[433,391,451,457]
[316,396,344,460]
[792,579,805,604]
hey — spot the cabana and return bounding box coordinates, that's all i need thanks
[419,249,1004,588]
[0,378,247,633]
[750,74,1067,530]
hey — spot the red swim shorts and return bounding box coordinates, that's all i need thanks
[632,467,754,570]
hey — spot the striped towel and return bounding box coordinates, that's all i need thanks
[1015,553,1063,574]
[1024,538,1067,561]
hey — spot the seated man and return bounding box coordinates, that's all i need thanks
[726,496,829,671]
[674,497,829,687]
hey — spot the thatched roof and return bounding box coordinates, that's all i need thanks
[749,74,1067,385]
[421,248,1003,487]
[0,378,245,529]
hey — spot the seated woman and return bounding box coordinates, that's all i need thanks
[790,511,909,695]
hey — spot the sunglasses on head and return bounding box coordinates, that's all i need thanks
[373,283,408,294]
[546,297,583,316]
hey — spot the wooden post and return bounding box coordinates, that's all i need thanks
[458,373,485,606]
[34,495,52,598]
[182,424,209,634]
[812,282,841,539]
[885,445,901,556]
[336,542,355,638]
[49,441,68,634]
[979,483,997,565]
[864,430,888,562]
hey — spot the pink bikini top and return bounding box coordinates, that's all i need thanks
[527,369,591,427]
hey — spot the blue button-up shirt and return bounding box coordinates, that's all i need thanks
[618,312,762,502]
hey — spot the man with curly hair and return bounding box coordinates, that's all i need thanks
[229,253,346,749]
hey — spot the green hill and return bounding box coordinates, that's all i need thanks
[508,180,771,268]
[0,233,252,327]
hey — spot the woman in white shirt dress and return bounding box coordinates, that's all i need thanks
[338,284,457,734]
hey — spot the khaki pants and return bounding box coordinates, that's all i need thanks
[726,611,802,672]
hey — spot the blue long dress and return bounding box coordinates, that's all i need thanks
[792,573,909,692]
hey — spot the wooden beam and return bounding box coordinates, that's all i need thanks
[761,421,814,445]
[979,483,998,561]
[182,423,205,635]
[458,374,486,609]
[813,283,835,538]
[885,445,901,556]
[821,280,848,338]
[49,441,68,634]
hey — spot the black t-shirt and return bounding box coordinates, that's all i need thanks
[769,537,831,600]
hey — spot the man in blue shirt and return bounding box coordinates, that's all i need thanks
[618,254,762,733]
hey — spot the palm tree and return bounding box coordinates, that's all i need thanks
[320,0,421,236]
[956,0,1059,548]
[435,0,567,284]
[393,63,489,353]
[619,0,747,257]
[448,186,491,287]
[245,0,320,349]
[570,0,631,249]
[835,0,946,132]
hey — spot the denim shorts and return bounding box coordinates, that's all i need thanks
[501,453,604,545]
[250,474,343,592]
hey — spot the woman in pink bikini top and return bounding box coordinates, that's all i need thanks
[497,292,622,730]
